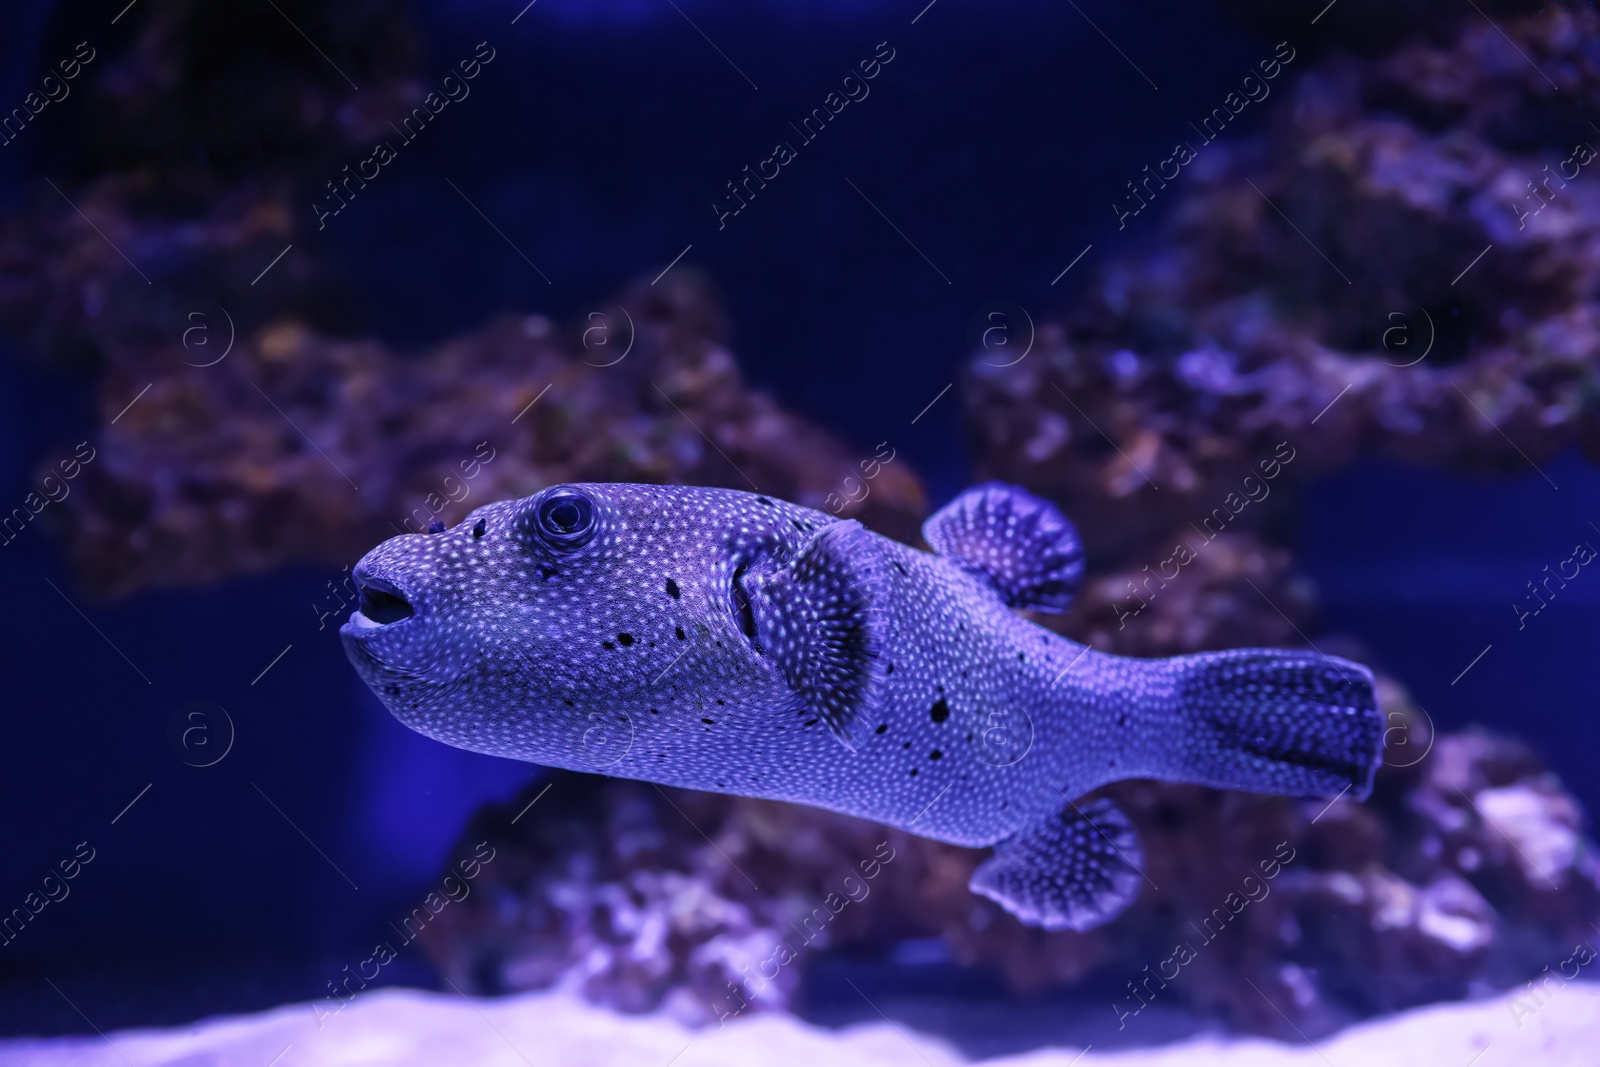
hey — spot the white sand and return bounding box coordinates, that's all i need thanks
[4,984,1596,1066]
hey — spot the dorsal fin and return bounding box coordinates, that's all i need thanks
[922,483,1084,612]
[749,520,888,750]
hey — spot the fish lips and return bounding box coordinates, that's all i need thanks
[339,605,439,706]
[349,571,417,628]
[340,570,422,671]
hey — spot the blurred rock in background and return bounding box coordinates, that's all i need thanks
[34,272,925,595]
[964,2,1600,563]
[0,4,924,595]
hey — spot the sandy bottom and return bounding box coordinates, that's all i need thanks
[3,984,1597,1066]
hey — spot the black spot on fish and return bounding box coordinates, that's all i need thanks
[675,626,687,641]
[930,698,950,723]
[875,724,888,734]
[539,565,557,581]
[472,518,486,539]
[715,699,724,705]
[602,641,616,650]
[1117,713,1127,726]
[909,768,919,777]
[886,663,895,675]
[665,578,681,599]
[930,749,943,760]
[617,633,635,647]
[649,708,659,715]
[790,519,805,532]
[893,561,908,576]
[756,497,774,506]
[902,741,911,750]
[701,717,715,725]
[804,717,819,726]
[1018,652,1025,662]
[1154,802,1186,830]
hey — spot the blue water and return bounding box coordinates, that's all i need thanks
[2,0,1595,1039]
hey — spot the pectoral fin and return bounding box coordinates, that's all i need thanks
[750,520,889,750]
[969,796,1144,929]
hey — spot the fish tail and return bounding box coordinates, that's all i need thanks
[1167,648,1383,799]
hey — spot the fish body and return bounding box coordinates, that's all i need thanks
[343,482,1383,928]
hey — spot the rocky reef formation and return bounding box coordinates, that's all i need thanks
[41,273,925,595]
[0,2,924,595]
[0,0,422,375]
[966,2,1600,562]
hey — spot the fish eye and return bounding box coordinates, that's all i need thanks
[532,488,596,548]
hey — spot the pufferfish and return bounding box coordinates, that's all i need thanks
[342,482,1382,929]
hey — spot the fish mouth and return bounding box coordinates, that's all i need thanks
[350,572,415,629]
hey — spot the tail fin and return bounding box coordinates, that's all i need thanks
[1172,649,1383,799]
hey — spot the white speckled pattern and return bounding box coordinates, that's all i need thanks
[342,482,1382,927]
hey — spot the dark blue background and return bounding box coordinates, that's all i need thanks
[1,0,1594,1036]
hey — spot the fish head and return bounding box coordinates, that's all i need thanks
[340,482,837,768]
